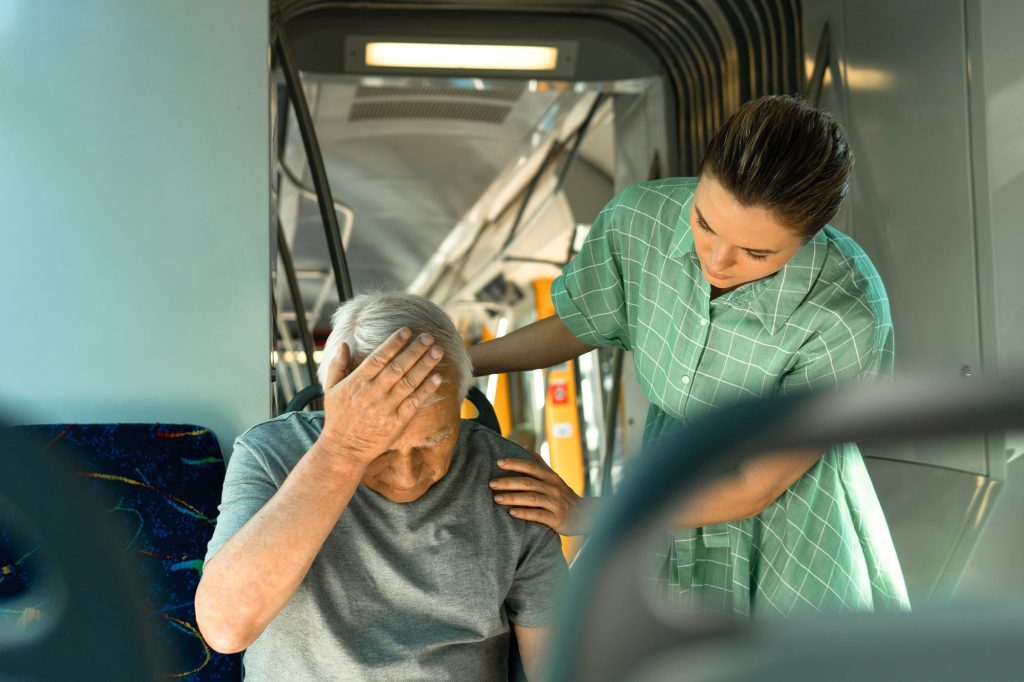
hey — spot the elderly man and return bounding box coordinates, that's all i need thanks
[195,292,566,680]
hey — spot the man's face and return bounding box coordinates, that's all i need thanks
[360,369,463,503]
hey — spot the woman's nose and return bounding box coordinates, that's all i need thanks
[709,243,734,270]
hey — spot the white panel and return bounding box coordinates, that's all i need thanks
[803,0,987,476]
[955,0,1024,600]
[0,1,270,452]
[801,0,1005,604]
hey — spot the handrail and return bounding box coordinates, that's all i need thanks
[599,347,625,496]
[500,92,606,255]
[278,159,354,249]
[555,93,606,194]
[803,22,831,106]
[273,24,354,303]
[276,218,320,387]
[549,372,1024,681]
[440,94,611,303]
[497,139,566,254]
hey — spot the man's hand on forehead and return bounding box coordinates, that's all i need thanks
[318,327,446,467]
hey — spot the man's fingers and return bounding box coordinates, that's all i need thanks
[393,341,445,397]
[375,332,444,393]
[396,372,444,420]
[361,327,415,379]
[325,342,351,389]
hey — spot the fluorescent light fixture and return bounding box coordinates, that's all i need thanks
[365,42,559,71]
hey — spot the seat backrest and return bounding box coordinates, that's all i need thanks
[465,386,502,433]
[3,424,241,681]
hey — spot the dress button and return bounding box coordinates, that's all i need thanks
[681,376,691,385]
[699,318,709,326]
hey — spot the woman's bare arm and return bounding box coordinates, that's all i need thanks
[492,448,826,534]
[672,448,824,528]
[468,315,596,376]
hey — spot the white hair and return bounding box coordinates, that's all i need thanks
[317,291,473,399]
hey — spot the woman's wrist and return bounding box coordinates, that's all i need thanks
[467,343,492,377]
[568,496,600,536]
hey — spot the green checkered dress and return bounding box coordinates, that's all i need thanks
[552,177,910,616]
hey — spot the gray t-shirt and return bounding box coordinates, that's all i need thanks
[205,414,567,681]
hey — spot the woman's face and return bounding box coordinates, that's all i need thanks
[690,175,806,291]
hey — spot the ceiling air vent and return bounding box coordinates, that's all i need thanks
[349,85,523,123]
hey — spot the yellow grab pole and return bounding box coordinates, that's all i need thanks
[463,323,513,436]
[534,279,586,562]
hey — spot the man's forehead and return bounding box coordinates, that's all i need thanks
[397,399,461,445]
[420,425,455,445]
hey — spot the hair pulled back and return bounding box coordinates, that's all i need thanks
[699,95,853,237]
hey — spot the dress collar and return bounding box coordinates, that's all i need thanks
[744,228,829,334]
[672,199,830,334]
[669,189,696,260]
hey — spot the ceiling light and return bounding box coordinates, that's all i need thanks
[364,42,560,71]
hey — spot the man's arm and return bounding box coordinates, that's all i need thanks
[514,625,549,681]
[195,329,445,653]
[196,441,365,653]
[505,504,567,682]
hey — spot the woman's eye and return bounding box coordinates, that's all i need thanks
[696,217,712,232]
[745,251,768,262]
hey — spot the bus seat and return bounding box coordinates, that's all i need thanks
[3,392,507,678]
[2,423,241,681]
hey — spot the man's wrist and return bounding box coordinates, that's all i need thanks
[309,435,373,479]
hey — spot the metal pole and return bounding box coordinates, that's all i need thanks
[804,23,831,106]
[277,218,320,387]
[274,24,354,302]
[599,347,625,495]
[502,92,607,255]
[554,93,606,194]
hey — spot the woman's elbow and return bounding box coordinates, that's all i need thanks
[747,482,789,518]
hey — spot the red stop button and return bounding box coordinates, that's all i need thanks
[549,380,569,405]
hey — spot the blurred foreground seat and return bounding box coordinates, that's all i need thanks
[1,423,240,681]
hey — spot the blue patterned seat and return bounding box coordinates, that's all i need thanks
[1,423,241,681]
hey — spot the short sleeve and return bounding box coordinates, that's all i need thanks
[203,436,278,563]
[551,192,631,350]
[504,522,568,627]
[779,304,893,394]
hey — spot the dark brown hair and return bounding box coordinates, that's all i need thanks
[698,95,853,237]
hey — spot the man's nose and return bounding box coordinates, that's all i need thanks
[389,451,419,487]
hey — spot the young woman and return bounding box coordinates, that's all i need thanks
[471,95,910,616]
